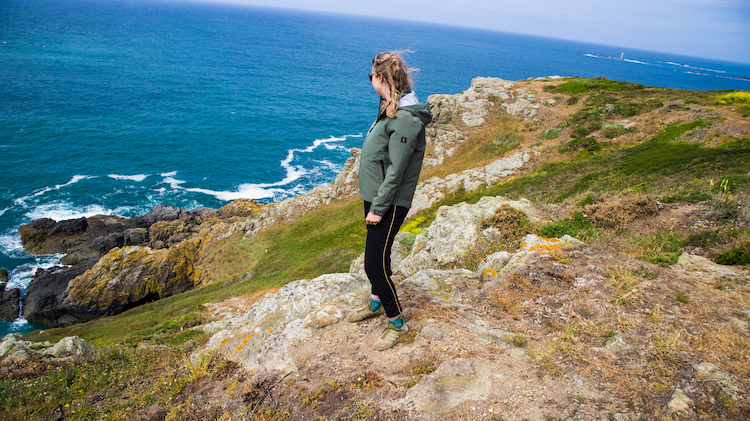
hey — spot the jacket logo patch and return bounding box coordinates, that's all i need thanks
[401,137,407,143]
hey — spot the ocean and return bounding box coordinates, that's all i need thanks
[2,0,749,336]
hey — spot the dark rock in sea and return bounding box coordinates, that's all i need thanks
[130,205,189,226]
[16,204,219,327]
[22,261,98,327]
[18,205,199,258]
[58,241,200,326]
[0,269,22,321]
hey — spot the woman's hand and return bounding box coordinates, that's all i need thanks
[365,212,382,225]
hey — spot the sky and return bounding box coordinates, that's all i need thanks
[200,0,750,64]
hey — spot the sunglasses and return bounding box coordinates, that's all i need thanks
[368,73,378,82]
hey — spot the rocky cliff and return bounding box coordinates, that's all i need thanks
[12,77,543,327]
[5,77,749,420]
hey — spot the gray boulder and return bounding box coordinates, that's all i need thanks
[41,336,93,357]
[399,196,537,277]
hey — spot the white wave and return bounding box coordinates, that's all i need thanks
[158,171,281,200]
[584,54,651,66]
[623,59,651,66]
[260,134,360,188]
[0,233,23,257]
[157,134,361,202]
[108,174,148,182]
[162,175,186,189]
[10,317,29,330]
[183,185,282,201]
[5,254,65,290]
[24,201,129,222]
[665,61,726,73]
[314,160,341,171]
[13,175,95,207]
[0,207,8,217]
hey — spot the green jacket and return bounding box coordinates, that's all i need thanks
[358,95,433,216]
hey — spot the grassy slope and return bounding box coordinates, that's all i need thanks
[6,78,750,420]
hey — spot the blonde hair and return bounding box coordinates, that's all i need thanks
[372,51,413,118]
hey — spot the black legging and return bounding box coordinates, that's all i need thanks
[363,201,409,319]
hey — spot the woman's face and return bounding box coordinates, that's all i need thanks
[371,67,390,98]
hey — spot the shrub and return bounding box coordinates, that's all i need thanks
[714,91,750,105]
[482,205,532,243]
[714,91,750,116]
[578,195,594,206]
[715,247,750,265]
[538,128,561,139]
[401,216,427,234]
[685,229,734,248]
[563,137,602,153]
[711,196,741,221]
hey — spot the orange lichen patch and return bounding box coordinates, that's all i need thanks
[220,336,233,349]
[234,334,257,353]
[522,237,564,252]
[267,328,272,332]
[528,243,563,252]
[228,333,258,355]
[482,268,499,278]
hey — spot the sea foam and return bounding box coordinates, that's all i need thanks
[108,174,149,182]
[13,175,95,207]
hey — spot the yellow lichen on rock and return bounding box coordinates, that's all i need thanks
[219,199,262,219]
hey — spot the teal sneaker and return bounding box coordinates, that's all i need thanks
[345,304,384,323]
[373,321,409,351]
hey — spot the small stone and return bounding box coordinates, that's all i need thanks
[667,388,693,412]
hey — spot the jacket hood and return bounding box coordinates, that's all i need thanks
[399,101,433,126]
[399,89,432,125]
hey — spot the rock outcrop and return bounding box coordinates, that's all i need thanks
[399,196,539,277]
[19,205,214,327]
[15,77,548,328]
[0,334,92,364]
[22,262,95,326]
[194,199,591,417]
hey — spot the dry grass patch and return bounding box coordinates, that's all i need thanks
[422,110,523,180]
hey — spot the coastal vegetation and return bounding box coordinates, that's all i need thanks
[3,78,749,420]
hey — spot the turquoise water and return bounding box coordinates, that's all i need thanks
[2,0,749,335]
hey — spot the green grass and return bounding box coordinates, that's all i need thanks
[28,198,367,344]
[661,190,713,204]
[536,212,597,241]
[411,119,749,235]
[637,233,685,266]
[0,341,191,421]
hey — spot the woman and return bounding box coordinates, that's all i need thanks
[345,51,432,351]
